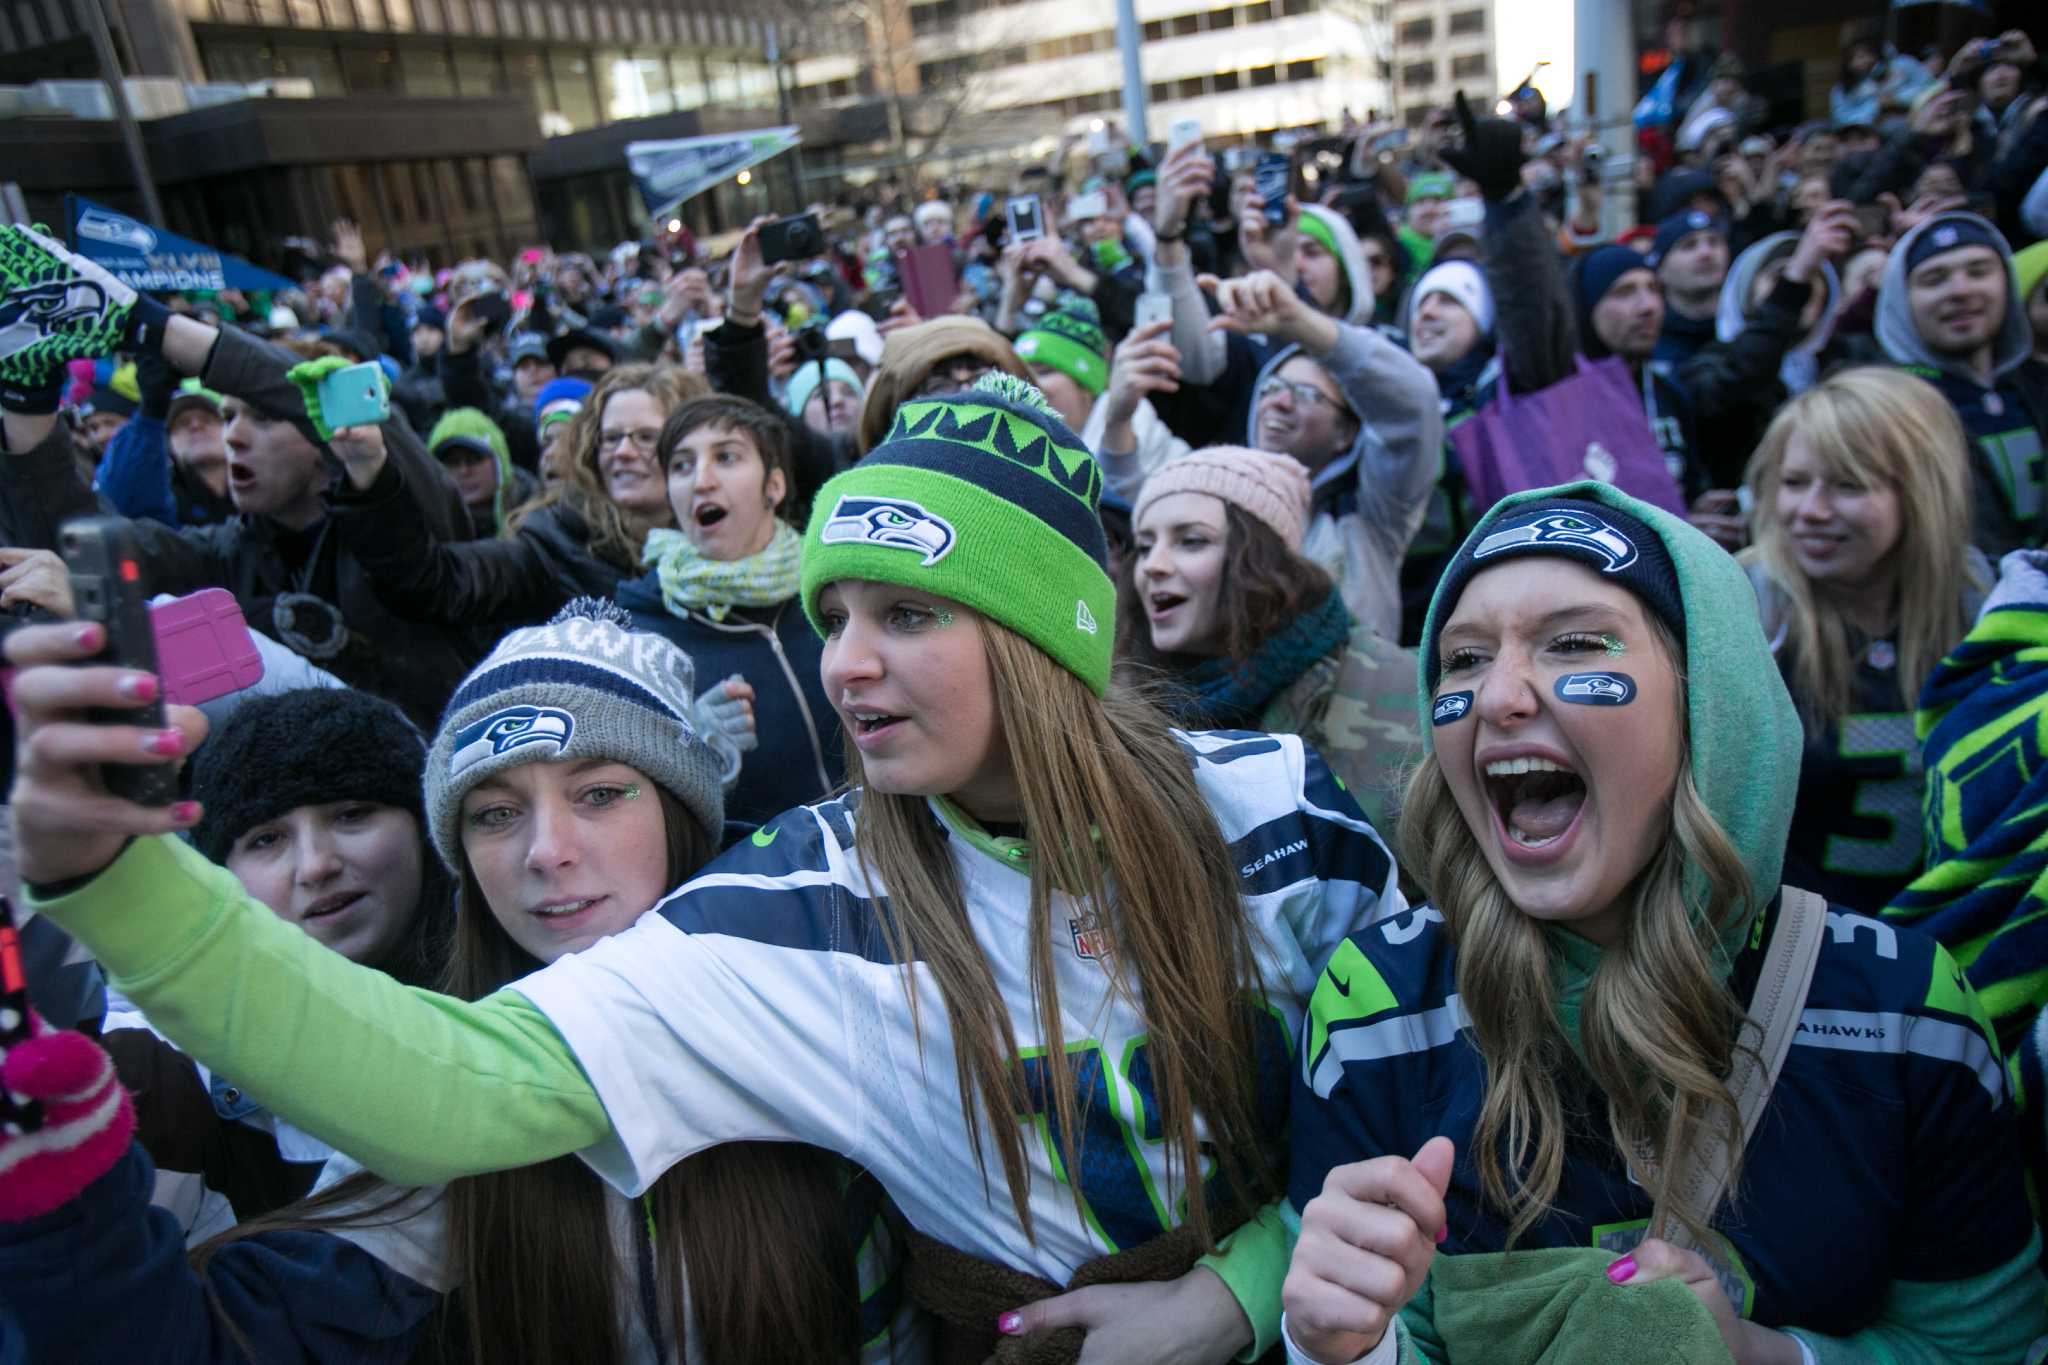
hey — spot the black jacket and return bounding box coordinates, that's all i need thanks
[1678,272,1813,488]
[703,317,851,525]
[334,464,633,633]
[441,345,539,474]
[615,570,843,830]
[0,327,476,728]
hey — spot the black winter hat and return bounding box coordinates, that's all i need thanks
[189,688,429,863]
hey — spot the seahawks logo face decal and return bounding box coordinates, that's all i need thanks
[1554,672,1636,706]
[1472,512,1638,573]
[0,280,109,360]
[820,495,957,566]
[449,705,575,778]
[1432,691,1473,726]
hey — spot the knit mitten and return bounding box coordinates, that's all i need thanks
[0,1010,135,1222]
[1441,90,1528,204]
[693,676,755,791]
[285,353,355,441]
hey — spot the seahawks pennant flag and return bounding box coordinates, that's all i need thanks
[626,127,801,219]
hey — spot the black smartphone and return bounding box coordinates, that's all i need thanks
[60,516,176,807]
[1256,152,1291,227]
[759,213,825,265]
[469,291,512,336]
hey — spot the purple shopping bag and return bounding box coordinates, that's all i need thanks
[1449,355,1687,518]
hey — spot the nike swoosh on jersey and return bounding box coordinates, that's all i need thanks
[751,826,779,848]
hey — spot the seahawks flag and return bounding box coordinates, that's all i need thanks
[64,195,295,294]
[626,127,801,219]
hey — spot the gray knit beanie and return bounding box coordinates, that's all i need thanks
[424,599,726,870]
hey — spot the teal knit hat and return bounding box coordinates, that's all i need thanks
[801,373,1114,694]
[1014,297,1109,397]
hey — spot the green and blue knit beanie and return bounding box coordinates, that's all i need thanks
[427,406,510,468]
[801,373,1115,694]
[1014,297,1109,397]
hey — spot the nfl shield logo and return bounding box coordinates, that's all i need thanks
[1069,917,1110,961]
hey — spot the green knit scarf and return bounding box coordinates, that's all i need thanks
[642,520,802,622]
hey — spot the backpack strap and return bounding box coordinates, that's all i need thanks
[1655,886,1827,1248]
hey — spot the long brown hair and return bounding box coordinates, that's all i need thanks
[1402,615,1754,1249]
[509,364,709,570]
[852,619,1276,1248]
[1742,367,1979,730]
[199,786,863,1364]
[1116,503,1334,671]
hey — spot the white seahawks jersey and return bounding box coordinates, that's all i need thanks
[515,730,1402,1280]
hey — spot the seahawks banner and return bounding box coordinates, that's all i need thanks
[64,195,295,294]
[626,126,801,218]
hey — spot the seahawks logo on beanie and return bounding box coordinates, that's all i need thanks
[449,705,574,779]
[1473,512,1638,573]
[820,496,957,565]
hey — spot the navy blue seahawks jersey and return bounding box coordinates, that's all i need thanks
[1778,646,1923,914]
[1909,365,2045,559]
[1290,898,2032,1338]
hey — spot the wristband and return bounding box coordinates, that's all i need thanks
[1157,221,1188,243]
[0,376,62,417]
[125,295,174,356]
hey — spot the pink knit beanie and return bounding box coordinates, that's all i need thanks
[1132,446,1313,553]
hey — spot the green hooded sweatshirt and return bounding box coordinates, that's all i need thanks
[426,406,518,534]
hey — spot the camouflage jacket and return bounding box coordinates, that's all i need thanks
[1261,626,1422,841]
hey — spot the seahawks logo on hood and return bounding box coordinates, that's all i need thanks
[1472,511,1638,573]
[820,496,957,566]
[449,705,574,779]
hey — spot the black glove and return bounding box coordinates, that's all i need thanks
[134,350,179,421]
[1440,90,1527,204]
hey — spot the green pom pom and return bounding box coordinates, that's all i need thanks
[970,371,1061,421]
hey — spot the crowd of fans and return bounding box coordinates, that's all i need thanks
[0,12,2046,1364]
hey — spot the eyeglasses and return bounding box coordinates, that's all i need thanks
[1258,376,1342,412]
[913,356,993,399]
[599,427,663,451]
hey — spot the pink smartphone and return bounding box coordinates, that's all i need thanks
[150,588,264,706]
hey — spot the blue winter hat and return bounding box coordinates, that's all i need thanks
[1648,209,1728,269]
[1904,212,2002,275]
[532,375,593,426]
[1571,244,1655,316]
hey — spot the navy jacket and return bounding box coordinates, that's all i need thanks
[616,569,843,831]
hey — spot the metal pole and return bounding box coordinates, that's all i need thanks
[1114,0,1149,147]
[1574,0,1635,238]
[78,0,165,226]
[766,23,808,209]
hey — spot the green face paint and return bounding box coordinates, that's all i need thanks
[620,785,642,801]
[1600,634,1626,659]
[932,608,956,628]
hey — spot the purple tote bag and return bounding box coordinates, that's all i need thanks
[1449,355,1687,517]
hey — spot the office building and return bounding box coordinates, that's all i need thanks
[1390,0,1492,126]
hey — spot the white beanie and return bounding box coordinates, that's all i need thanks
[1410,260,1496,338]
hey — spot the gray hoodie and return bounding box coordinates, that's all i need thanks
[1714,232,1840,396]
[1243,326,1442,639]
[1876,213,2048,558]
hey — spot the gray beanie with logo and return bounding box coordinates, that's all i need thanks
[423,599,727,871]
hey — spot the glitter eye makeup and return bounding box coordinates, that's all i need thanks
[620,785,641,800]
[1599,634,1626,658]
[932,609,956,628]
[1432,691,1474,726]
[1553,672,1637,706]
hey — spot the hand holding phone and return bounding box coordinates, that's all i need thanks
[317,361,391,432]
[1256,153,1292,228]
[60,517,176,806]
[759,213,825,265]
[1007,196,1045,244]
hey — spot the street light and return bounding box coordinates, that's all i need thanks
[737,170,753,186]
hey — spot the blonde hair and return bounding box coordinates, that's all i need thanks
[509,363,708,569]
[1402,617,1755,1247]
[851,621,1274,1247]
[1743,366,1978,730]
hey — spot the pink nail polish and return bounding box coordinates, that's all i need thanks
[145,729,183,757]
[119,674,159,702]
[1435,1223,1448,1245]
[74,623,104,651]
[171,801,201,824]
[1605,1255,1636,1285]
[997,1312,1022,1336]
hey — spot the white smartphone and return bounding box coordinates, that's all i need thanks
[1006,195,1045,244]
[1167,118,1204,153]
[1135,293,1174,330]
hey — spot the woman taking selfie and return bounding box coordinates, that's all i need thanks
[617,394,844,830]
[4,377,1403,1361]
[1742,367,1986,914]
[1280,484,2043,1364]
[0,606,915,1363]
[1117,446,1421,833]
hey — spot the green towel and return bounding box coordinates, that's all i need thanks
[1428,1248,1734,1364]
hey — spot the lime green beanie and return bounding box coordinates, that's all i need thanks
[801,373,1114,694]
[426,407,510,467]
[1014,299,1110,397]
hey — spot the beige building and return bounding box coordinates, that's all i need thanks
[1391,0,1494,125]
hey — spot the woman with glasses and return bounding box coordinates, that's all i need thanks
[331,363,707,631]
[852,316,1032,453]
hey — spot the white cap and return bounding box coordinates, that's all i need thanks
[826,309,885,367]
[268,304,301,330]
[1410,260,1495,338]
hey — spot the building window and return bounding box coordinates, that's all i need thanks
[398,45,455,94]
[1141,18,1165,40]
[1451,52,1486,78]
[1212,68,1239,92]
[1248,63,1278,86]
[1400,59,1434,88]
[1448,8,1483,34]
[1171,13,1199,36]
[1397,17,1431,45]
[1278,0,1316,13]
[1285,57,1319,82]
[1242,0,1272,23]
